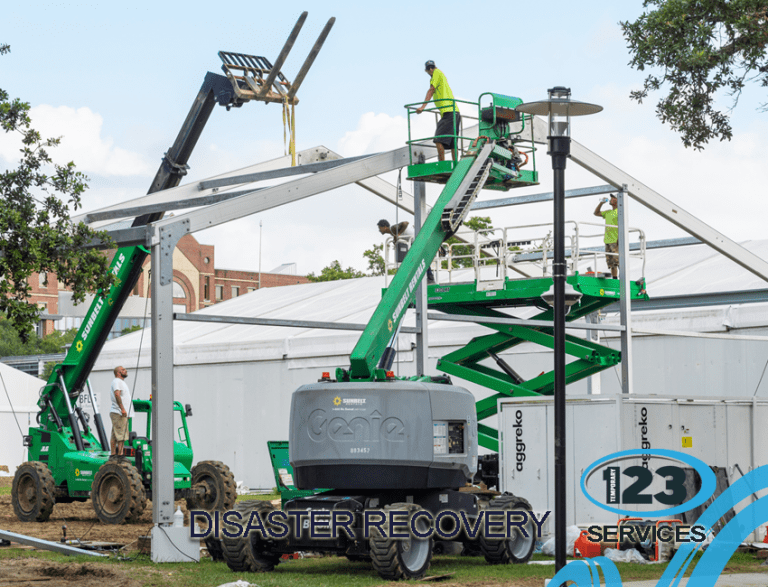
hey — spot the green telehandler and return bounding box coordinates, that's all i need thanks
[9,52,264,525]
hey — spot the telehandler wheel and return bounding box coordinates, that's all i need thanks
[92,460,147,524]
[369,503,433,581]
[186,460,236,512]
[221,500,281,573]
[478,494,536,564]
[11,462,55,522]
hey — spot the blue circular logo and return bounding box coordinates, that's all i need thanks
[580,448,716,517]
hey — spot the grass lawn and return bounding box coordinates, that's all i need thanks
[0,547,765,587]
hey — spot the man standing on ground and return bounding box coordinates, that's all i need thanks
[109,366,131,456]
[416,61,461,162]
[594,194,619,278]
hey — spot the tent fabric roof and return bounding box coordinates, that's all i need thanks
[0,361,46,411]
[93,239,768,369]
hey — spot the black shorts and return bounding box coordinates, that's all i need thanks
[434,111,461,149]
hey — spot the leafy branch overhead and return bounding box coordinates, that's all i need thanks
[0,44,114,337]
[621,0,768,149]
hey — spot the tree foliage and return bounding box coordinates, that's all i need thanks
[621,0,768,149]
[306,260,364,282]
[0,44,114,337]
[0,318,77,357]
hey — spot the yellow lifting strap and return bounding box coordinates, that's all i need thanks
[282,97,296,167]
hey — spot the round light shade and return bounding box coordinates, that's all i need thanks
[516,99,603,117]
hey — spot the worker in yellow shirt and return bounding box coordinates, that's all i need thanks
[416,60,461,162]
[594,194,619,278]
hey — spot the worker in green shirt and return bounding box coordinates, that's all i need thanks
[416,60,461,162]
[594,193,619,278]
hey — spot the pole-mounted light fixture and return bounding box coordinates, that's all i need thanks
[517,88,601,585]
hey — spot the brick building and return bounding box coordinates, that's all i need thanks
[27,234,309,336]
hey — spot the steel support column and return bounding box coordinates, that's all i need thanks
[414,172,429,376]
[617,186,633,395]
[150,223,191,562]
[586,312,601,395]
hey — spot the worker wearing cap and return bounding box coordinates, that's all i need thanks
[416,61,461,162]
[594,194,619,278]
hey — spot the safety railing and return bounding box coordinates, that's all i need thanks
[382,221,646,286]
[404,98,479,165]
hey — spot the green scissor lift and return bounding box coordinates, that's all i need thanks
[427,276,647,451]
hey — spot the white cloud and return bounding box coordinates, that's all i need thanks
[0,104,152,176]
[337,111,439,157]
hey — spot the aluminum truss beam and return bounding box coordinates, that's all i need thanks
[74,147,338,226]
[470,184,615,210]
[197,153,381,191]
[152,147,411,235]
[173,312,419,333]
[603,288,768,312]
[528,116,768,282]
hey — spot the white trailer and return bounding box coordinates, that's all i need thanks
[498,394,768,541]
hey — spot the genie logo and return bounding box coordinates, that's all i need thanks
[308,409,405,443]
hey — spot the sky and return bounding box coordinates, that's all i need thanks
[2,1,767,277]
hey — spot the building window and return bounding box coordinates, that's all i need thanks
[247,287,256,293]
[215,285,223,301]
[232,286,239,297]
[37,302,47,312]
[173,281,186,298]
[204,276,210,300]
[39,272,48,288]
[204,257,210,264]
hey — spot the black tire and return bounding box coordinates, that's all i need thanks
[221,500,280,573]
[369,503,432,581]
[92,460,147,524]
[11,462,55,522]
[205,536,224,561]
[478,494,536,564]
[186,460,236,512]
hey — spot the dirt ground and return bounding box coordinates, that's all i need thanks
[0,557,145,587]
[0,493,193,546]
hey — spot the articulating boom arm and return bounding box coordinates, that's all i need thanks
[346,142,495,381]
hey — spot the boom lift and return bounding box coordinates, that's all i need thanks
[10,22,335,525]
[219,94,542,580]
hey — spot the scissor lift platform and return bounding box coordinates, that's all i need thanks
[425,274,648,451]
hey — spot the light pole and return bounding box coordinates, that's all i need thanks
[258,219,263,290]
[517,87,601,580]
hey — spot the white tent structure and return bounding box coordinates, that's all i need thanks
[0,363,46,476]
[89,239,768,489]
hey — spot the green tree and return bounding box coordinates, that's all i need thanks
[121,324,142,336]
[306,260,364,282]
[1,44,114,338]
[364,243,386,276]
[0,318,77,357]
[621,1,768,149]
